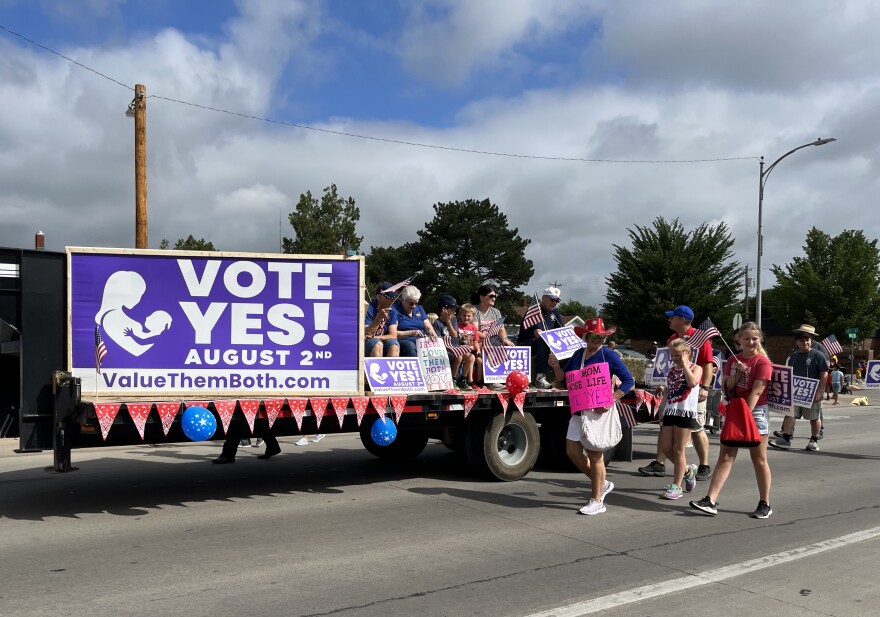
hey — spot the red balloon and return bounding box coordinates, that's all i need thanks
[505,370,530,394]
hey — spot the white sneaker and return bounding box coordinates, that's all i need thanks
[295,437,309,446]
[579,499,606,516]
[310,434,325,443]
[601,480,614,500]
[535,376,552,389]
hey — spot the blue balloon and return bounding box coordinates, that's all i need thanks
[182,406,217,441]
[370,417,397,446]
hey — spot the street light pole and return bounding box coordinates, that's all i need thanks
[754,137,836,328]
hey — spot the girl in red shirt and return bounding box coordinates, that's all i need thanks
[691,321,774,519]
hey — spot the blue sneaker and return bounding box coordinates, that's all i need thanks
[663,484,683,500]
[684,464,697,493]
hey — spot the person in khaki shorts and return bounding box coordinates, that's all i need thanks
[769,325,828,452]
[638,305,715,481]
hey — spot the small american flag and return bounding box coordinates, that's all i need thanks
[821,334,843,357]
[616,401,638,428]
[95,325,107,373]
[482,318,508,369]
[443,335,471,359]
[686,318,720,350]
[382,274,415,297]
[520,294,544,330]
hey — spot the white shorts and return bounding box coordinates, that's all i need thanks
[566,414,582,441]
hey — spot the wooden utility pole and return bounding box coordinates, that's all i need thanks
[133,84,147,249]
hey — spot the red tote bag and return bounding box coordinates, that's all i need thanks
[719,398,761,448]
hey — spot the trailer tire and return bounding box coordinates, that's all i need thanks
[466,410,539,481]
[359,419,429,461]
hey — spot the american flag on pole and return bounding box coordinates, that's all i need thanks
[95,325,108,373]
[821,334,843,357]
[443,335,472,359]
[616,401,638,428]
[686,318,720,350]
[482,318,508,369]
[381,274,415,297]
[520,293,544,330]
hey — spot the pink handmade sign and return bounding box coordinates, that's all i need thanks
[566,362,613,413]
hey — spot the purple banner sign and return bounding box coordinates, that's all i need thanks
[69,249,362,395]
[364,358,427,394]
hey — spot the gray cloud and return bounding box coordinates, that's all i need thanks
[0,0,875,310]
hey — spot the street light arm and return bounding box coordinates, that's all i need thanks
[754,137,835,329]
[761,138,837,191]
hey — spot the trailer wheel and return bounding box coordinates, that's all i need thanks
[466,411,540,481]
[359,418,429,461]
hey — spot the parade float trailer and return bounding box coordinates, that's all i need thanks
[0,246,643,481]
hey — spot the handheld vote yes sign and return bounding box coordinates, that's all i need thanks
[649,348,671,386]
[539,326,586,360]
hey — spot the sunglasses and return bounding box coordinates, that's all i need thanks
[485,294,497,299]
[587,333,605,340]
[548,298,560,303]
[406,300,418,306]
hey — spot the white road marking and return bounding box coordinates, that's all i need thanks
[526,525,880,617]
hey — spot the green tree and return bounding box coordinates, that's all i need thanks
[412,198,533,318]
[604,217,741,340]
[159,235,216,251]
[364,243,422,294]
[558,300,598,319]
[282,184,362,255]
[770,228,880,336]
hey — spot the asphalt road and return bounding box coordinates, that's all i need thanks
[2,396,878,617]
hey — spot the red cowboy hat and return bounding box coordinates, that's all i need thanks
[574,317,617,339]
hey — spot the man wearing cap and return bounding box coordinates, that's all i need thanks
[638,305,715,481]
[517,287,565,389]
[434,294,475,391]
[769,325,828,451]
[364,282,400,358]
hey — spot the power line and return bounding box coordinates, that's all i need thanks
[2,23,760,164]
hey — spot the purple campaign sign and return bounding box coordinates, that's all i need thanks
[364,358,427,394]
[649,348,671,386]
[483,346,531,384]
[538,326,585,360]
[866,360,880,389]
[767,364,792,415]
[69,249,362,395]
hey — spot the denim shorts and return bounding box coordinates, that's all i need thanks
[751,405,769,436]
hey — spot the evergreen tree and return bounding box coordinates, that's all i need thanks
[604,217,741,340]
[282,184,362,255]
[412,198,533,317]
[770,228,880,336]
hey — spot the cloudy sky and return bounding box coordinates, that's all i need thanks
[1,0,876,307]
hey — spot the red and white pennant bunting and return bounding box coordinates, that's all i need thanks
[262,399,285,429]
[94,402,121,441]
[155,402,182,436]
[213,400,237,435]
[289,398,308,431]
[350,397,369,428]
[126,403,152,440]
[239,399,261,434]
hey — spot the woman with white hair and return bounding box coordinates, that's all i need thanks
[393,286,437,357]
